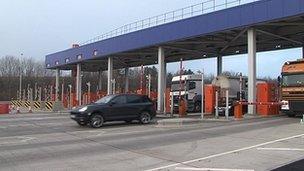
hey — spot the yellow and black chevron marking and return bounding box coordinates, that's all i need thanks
[24,101,31,108]
[45,101,54,110]
[33,101,41,109]
[16,100,23,107]
[11,100,19,107]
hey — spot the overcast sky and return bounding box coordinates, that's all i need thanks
[0,0,302,78]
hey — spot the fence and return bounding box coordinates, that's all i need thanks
[80,0,260,45]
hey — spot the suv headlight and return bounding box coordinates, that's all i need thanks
[79,106,88,112]
[281,101,289,110]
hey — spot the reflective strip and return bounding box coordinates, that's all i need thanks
[33,101,41,109]
[45,102,53,110]
[24,101,31,108]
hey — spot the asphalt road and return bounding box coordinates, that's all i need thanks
[0,113,303,171]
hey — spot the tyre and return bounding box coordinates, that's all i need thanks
[90,114,104,128]
[139,112,151,124]
[77,121,87,126]
[194,102,201,112]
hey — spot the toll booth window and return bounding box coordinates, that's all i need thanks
[188,82,196,90]
[127,95,142,103]
[111,95,127,104]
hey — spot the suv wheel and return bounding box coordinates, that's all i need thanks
[139,112,151,124]
[90,114,104,128]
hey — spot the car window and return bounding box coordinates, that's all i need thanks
[111,95,127,104]
[127,95,142,104]
[95,95,115,104]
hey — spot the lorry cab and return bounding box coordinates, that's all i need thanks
[280,59,304,117]
[171,75,202,112]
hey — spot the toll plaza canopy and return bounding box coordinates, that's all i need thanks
[46,0,304,114]
[46,0,304,71]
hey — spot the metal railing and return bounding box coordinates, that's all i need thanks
[80,0,259,45]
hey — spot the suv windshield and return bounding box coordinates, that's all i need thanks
[282,74,304,86]
[95,95,115,104]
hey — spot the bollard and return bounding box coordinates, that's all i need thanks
[215,91,219,119]
[28,106,33,113]
[170,93,174,117]
[234,104,243,120]
[301,114,304,124]
[179,98,187,118]
[17,107,20,114]
[225,89,229,120]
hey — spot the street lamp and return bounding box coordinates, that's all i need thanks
[19,53,23,100]
[86,82,91,103]
[146,74,151,98]
[68,85,72,109]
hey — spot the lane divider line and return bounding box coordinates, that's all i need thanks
[257,147,304,151]
[145,133,304,171]
[175,167,254,171]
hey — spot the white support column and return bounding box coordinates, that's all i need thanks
[125,67,129,93]
[157,47,165,113]
[76,64,82,105]
[217,55,222,76]
[107,57,113,95]
[163,61,167,113]
[247,28,257,115]
[55,69,60,101]
[98,70,103,91]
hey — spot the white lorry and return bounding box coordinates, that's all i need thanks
[170,74,202,112]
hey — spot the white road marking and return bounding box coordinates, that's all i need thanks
[71,130,106,134]
[257,147,304,151]
[145,133,304,171]
[87,129,156,138]
[0,136,36,145]
[175,167,254,171]
[0,116,68,122]
[20,136,36,142]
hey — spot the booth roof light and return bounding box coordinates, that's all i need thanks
[93,50,98,56]
[46,64,50,67]
[77,54,83,60]
[65,58,70,63]
[55,61,59,65]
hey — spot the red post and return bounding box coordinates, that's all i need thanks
[140,65,144,93]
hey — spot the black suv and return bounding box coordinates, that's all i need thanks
[70,94,156,128]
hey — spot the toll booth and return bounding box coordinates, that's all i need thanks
[204,85,218,115]
[257,83,279,116]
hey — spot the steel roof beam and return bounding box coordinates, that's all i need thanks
[257,29,303,45]
[263,22,304,26]
[164,46,213,56]
[220,29,248,54]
